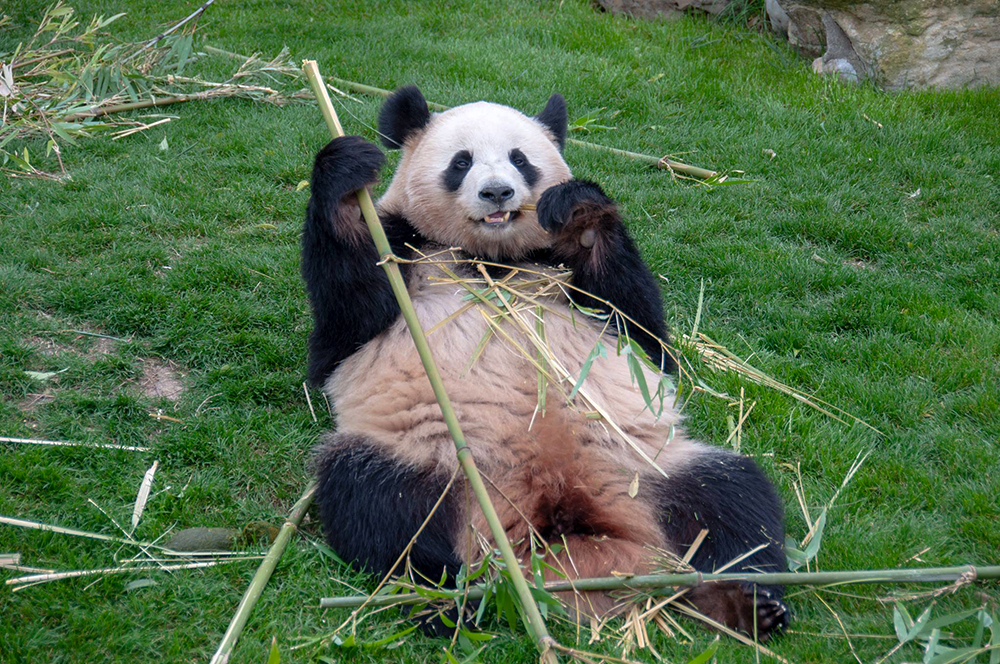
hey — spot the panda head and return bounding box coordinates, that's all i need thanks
[377,86,572,260]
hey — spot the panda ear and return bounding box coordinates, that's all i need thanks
[535,93,567,152]
[378,85,431,149]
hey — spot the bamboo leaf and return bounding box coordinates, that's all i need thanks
[894,603,912,643]
[802,510,827,559]
[686,638,720,664]
[24,369,67,381]
[569,341,606,399]
[989,610,1000,664]
[927,646,985,664]
[130,460,159,531]
[923,628,941,663]
[972,610,989,649]
[921,607,987,635]
[123,578,157,592]
[266,636,280,664]
[628,472,639,498]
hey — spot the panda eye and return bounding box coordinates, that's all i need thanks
[454,159,470,170]
[512,157,525,166]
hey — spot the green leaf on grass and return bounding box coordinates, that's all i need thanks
[266,636,280,664]
[687,638,720,664]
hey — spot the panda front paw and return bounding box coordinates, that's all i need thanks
[536,180,621,260]
[312,135,386,198]
[309,136,386,239]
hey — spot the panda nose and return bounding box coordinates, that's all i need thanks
[479,184,514,205]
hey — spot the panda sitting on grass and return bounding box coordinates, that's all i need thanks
[302,85,790,639]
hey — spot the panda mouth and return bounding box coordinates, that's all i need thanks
[480,210,519,225]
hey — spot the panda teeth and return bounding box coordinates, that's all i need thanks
[483,211,512,224]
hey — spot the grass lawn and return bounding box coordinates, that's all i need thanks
[2,0,999,662]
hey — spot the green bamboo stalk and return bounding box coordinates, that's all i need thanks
[302,60,559,664]
[319,564,1000,609]
[209,484,316,664]
[316,71,716,179]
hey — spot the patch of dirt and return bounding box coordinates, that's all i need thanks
[139,359,185,402]
[843,258,873,270]
[27,336,76,357]
[17,392,55,412]
[27,331,119,359]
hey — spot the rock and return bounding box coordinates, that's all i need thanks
[767,0,1000,89]
[766,0,790,35]
[811,12,865,82]
[595,0,730,20]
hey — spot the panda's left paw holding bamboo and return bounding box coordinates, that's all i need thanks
[536,179,619,256]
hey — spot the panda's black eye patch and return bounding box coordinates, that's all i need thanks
[442,150,473,192]
[509,148,539,188]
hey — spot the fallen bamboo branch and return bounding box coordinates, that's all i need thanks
[319,564,999,609]
[322,74,716,179]
[302,60,560,664]
[0,436,149,452]
[202,47,716,181]
[6,557,257,589]
[209,483,316,664]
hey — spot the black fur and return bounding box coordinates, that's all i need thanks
[653,451,787,585]
[442,150,473,193]
[314,437,463,582]
[378,85,432,149]
[537,180,674,370]
[302,136,422,385]
[509,148,539,188]
[535,93,568,151]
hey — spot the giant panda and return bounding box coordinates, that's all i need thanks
[303,86,790,639]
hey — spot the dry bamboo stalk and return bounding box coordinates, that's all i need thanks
[209,484,316,664]
[6,558,256,588]
[0,436,149,452]
[320,564,999,609]
[302,60,560,663]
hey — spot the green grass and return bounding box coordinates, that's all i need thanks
[2,0,998,662]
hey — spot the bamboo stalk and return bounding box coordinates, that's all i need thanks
[319,564,999,609]
[61,93,208,121]
[209,484,316,664]
[311,72,716,179]
[0,436,149,452]
[302,60,559,664]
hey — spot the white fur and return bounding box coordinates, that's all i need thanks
[379,102,572,259]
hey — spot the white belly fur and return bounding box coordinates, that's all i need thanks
[325,263,705,481]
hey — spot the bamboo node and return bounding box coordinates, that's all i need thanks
[376,252,402,266]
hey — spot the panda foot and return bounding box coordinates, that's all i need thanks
[685,582,790,642]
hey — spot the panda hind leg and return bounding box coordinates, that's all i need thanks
[653,451,790,641]
[313,433,466,635]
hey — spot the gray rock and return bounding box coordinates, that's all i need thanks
[595,0,730,20]
[767,0,1000,89]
